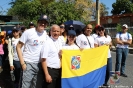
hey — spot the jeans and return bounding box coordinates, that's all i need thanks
[115,48,129,74]
[104,57,112,84]
[0,55,3,67]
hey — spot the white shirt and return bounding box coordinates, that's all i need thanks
[19,28,48,63]
[59,36,66,46]
[41,37,62,68]
[62,44,79,50]
[91,33,98,40]
[94,35,112,58]
[12,38,20,61]
[116,32,132,48]
[76,34,94,49]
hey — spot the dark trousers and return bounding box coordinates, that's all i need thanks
[0,55,3,67]
[104,57,112,84]
[43,67,61,88]
[13,60,21,84]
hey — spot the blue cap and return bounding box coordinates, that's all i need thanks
[67,30,76,36]
[38,14,49,23]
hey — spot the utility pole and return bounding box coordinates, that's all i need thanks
[96,0,100,25]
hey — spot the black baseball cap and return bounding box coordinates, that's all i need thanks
[38,14,49,23]
[29,22,34,26]
[12,27,19,32]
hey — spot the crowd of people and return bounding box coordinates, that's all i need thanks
[0,14,132,88]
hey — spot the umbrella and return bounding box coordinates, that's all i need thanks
[64,20,86,35]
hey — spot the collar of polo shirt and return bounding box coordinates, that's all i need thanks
[50,36,58,41]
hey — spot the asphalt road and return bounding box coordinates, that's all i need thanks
[0,52,133,88]
[109,51,133,88]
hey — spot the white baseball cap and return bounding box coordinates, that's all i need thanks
[122,24,128,28]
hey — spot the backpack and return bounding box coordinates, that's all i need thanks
[119,32,130,40]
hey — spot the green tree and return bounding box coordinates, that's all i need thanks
[90,2,109,20]
[45,1,83,24]
[8,0,46,26]
[100,3,109,17]
[116,23,122,32]
[111,0,133,15]
[7,0,83,26]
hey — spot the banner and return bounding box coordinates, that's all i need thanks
[62,45,109,88]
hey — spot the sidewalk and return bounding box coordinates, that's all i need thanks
[111,46,133,54]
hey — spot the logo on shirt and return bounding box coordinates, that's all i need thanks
[33,40,38,46]
[100,41,104,45]
[71,55,81,70]
[40,41,44,45]
[82,41,87,45]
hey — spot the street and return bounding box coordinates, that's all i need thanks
[110,52,133,88]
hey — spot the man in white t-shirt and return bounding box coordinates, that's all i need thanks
[41,24,62,88]
[16,14,49,88]
[115,24,132,77]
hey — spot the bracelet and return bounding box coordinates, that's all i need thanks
[21,63,25,66]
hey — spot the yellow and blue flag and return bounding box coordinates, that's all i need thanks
[62,45,109,88]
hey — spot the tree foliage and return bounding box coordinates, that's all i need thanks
[8,0,54,26]
[45,1,83,25]
[7,0,84,26]
[74,0,93,23]
[111,0,133,15]
[7,0,109,26]
[90,2,109,20]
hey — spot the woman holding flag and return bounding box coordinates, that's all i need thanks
[94,25,112,87]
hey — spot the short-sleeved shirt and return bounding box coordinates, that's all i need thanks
[91,33,98,40]
[116,32,132,48]
[76,34,94,49]
[94,35,112,58]
[19,28,48,63]
[41,37,62,68]
[62,44,79,50]
[59,36,66,46]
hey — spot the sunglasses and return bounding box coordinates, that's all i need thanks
[38,20,47,24]
[98,29,104,31]
[60,26,65,28]
[87,28,92,29]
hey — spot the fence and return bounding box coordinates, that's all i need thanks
[104,27,133,38]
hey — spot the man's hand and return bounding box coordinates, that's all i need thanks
[22,64,27,71]
[59,50,62,59]
[45,74,52,83]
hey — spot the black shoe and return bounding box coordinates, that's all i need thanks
[101,84,111,88]
[120,73,128,77]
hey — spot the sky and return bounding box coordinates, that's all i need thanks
[0,0,116,15]
[100,0,116,15]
